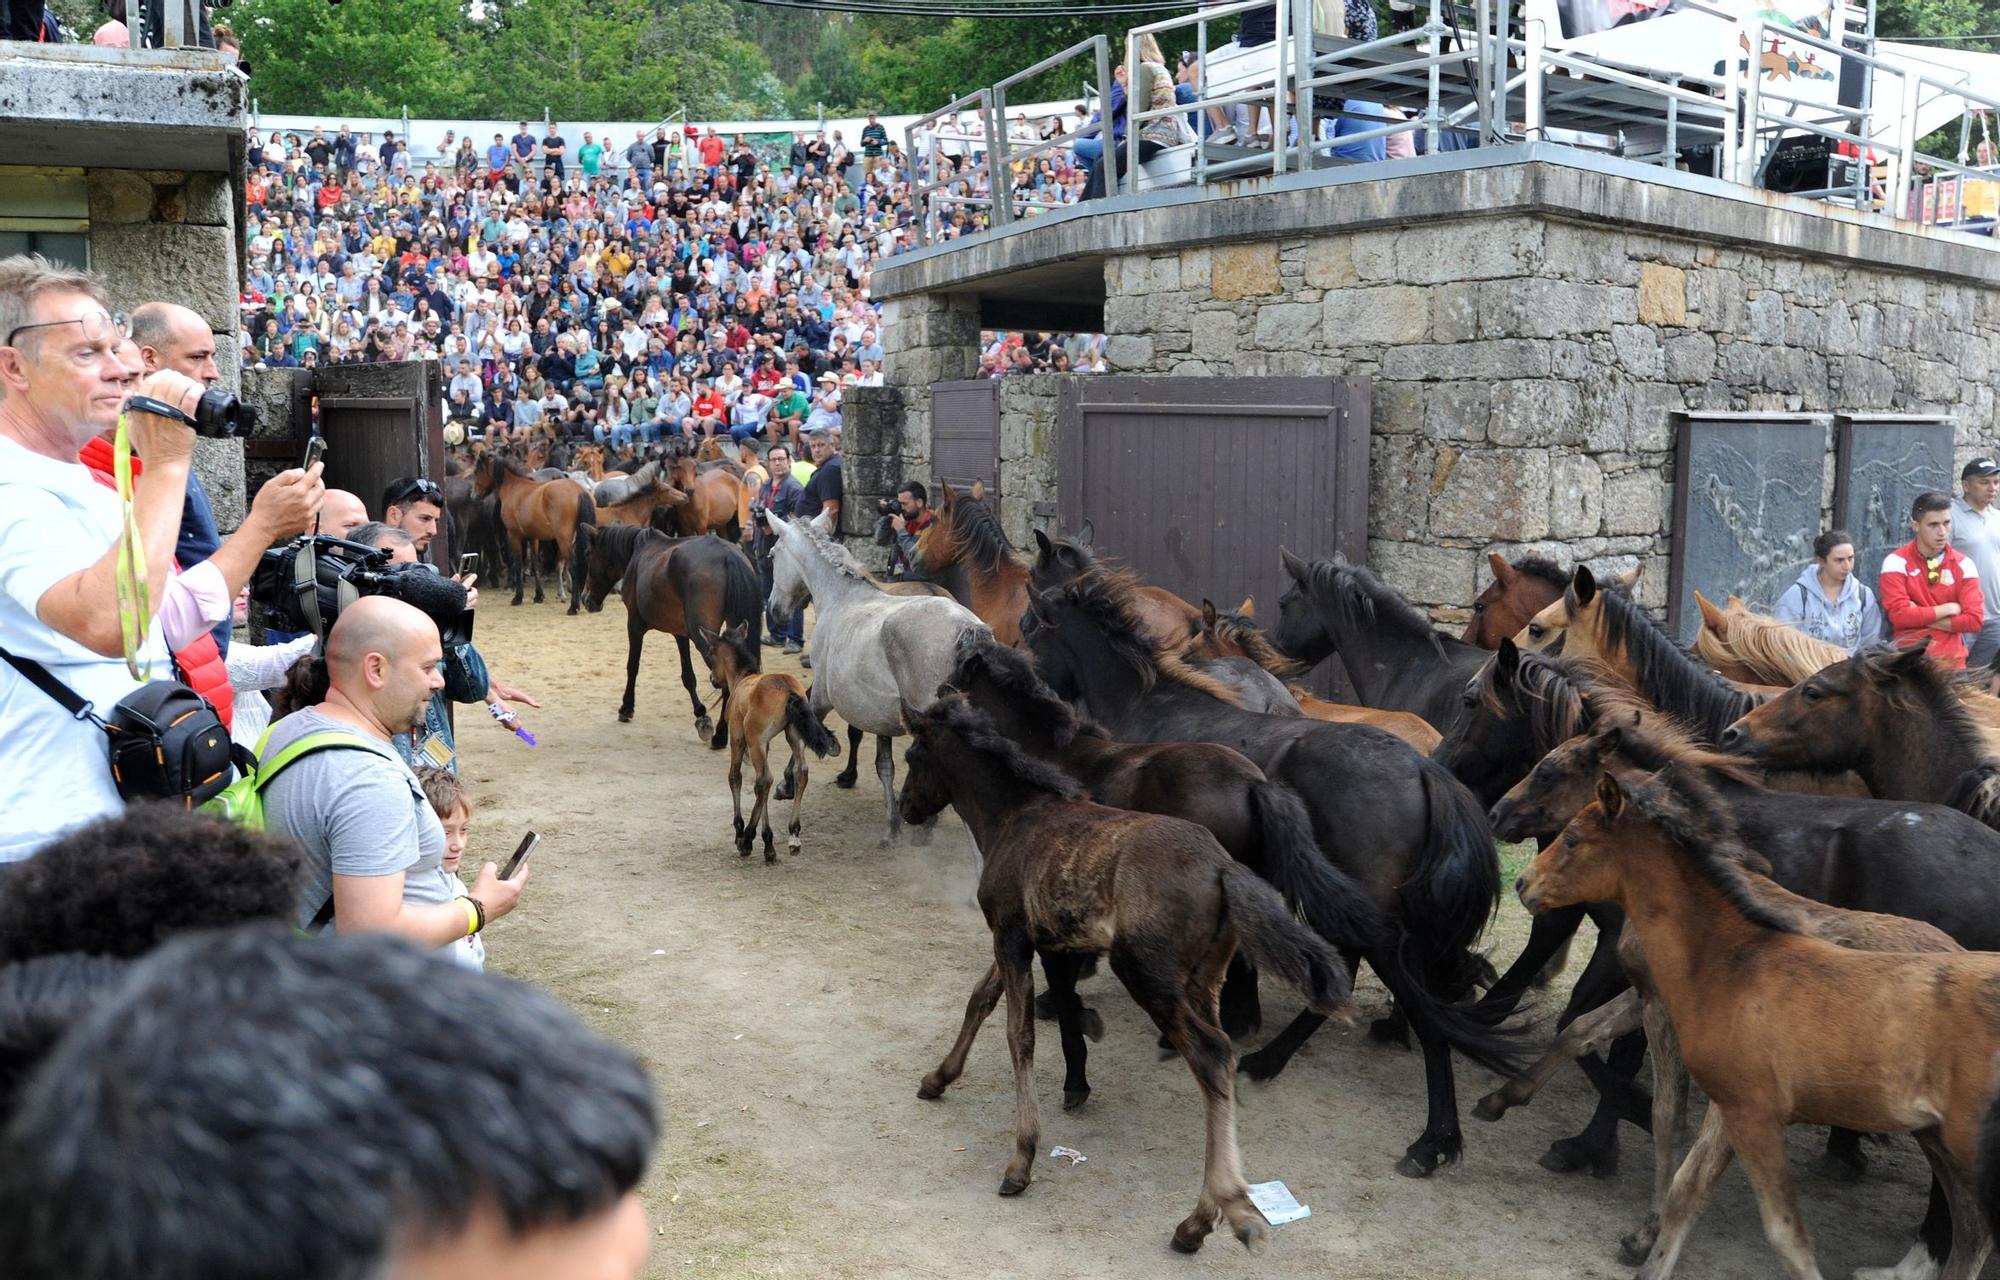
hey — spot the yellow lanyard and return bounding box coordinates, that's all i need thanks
[112,412,152,680]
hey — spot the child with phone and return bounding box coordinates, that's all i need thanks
[415,767,488,970]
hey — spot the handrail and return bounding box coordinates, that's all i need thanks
[992,36,1112,219]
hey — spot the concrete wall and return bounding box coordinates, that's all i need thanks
[871,151,2000,624]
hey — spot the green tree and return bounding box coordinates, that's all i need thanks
[230,0,475,116]
[791,18,871,115]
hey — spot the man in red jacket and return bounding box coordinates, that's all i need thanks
[1881,489,1985,669]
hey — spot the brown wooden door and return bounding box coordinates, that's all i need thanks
[314,361,449,564]
[1056,376,1369,695]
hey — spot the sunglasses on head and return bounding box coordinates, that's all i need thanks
[389,477,445,507]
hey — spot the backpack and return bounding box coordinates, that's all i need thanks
[205,725,390,830]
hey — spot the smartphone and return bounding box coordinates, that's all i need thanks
[301,434,327,470]
[502,831,539,879]
[458,552,481,578]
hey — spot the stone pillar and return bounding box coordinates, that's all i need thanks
[880,290,981,490]
[996,377,1062,549]
[840,385,903,571]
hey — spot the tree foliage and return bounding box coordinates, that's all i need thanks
[232,0,476,117]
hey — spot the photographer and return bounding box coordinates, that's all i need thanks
[0,256,208,861]
[873,480,933,580]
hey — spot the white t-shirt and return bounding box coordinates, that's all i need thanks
[0,434,172,862]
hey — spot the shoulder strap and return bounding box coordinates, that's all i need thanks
[0,643,100,724]
[254,728,389,792]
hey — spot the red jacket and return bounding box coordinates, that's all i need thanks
[1880,539,1984,669]
[77,438,235,729]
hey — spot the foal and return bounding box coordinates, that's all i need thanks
[898,694,1350,1254]
[1519,769,2000,1280]
[701,622,839,862]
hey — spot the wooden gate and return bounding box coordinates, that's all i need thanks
[931,379,1001,495]
[1056,376,1369,692]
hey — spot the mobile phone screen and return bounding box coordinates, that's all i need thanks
[302,434,326,470]
[502,831,539,879]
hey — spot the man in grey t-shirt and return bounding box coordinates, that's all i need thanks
[261,597,525,953]
[1954,456,2000,668]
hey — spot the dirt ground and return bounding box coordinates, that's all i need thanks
[461,597,1961,1280]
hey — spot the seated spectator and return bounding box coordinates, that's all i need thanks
[0,926,658,1280]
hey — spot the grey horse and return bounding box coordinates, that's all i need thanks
[768,511,989,846]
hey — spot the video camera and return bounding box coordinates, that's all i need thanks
[253,535,471,644]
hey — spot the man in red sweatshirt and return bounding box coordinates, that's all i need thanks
[1881,489,1985,669]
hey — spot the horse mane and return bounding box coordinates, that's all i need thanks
[1592,589,1756,736]
[1585,709,1769,790]
[1511,555,1572,591]
[1300,558,1447,657]
[1621,769,1801,935]
[1702,605,1847,683]
[1478,649,1592,755]
[1856,646,1995,769]
[919,696,1086,800]
[792,518,872,585]
[1048,568,1252,707]
[924,491,1025,577]
[949,631,1103,749]
[1208,611,1306,679]
[591,521,647,563]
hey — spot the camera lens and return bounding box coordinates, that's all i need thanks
[191,388,255,438]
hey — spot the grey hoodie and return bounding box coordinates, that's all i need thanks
[1772,562,1884,653]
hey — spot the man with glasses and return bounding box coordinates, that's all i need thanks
[0,256,206,861]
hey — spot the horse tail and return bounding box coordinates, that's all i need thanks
[1220,861,1349,1017]
[1372,755,1520,1076]
[784,690,839,758]
[721,538,764,651]
[1248,779,1381,953]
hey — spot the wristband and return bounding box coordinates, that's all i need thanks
[488,701,518,727]
[124,394,196,427]
[467,895,488,934]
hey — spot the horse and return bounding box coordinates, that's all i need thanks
[1519,769,2000,1280]
[699,621,840,862]
[1192,599,1443,753]
[592,461,691,530]
[896,693,1351,1254]
[471,451,596,613]
[767,511,988,845]
[1269,550,1492,730]
[1463,552,1571,649]
[949,629,1383,1050]
[577,524,763,750]
[1023,567,1520,1178]
[1720,642,2000,829]
[911,484,1035,645]
[662,452,744,541]
[1027,520,1202,648]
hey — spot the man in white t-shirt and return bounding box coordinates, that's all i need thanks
[0,255,206,862]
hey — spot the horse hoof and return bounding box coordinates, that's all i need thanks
[1395,1141,1459,1179]
[1235,1219,1270,1254]
[787,838,802,854]
[773,785,794,802]
[998,1175,1029,1197]
[1809,1151,1866,1184]
[694,717,714,742]
[1539,1138,1617,1179]
[1034,991,1058,1022]
[1170,1220,1211,1254]
[1618,1222,1659,1267]
[833,772,858,790]
[1472,1092,1513,1122]
[1079,1007,1105,1042]
[1237,1050,1283,1083]
[1368,1015,1411,1049]
[1063,1088,1090,1111]
[917,1075,947,1100]
[617,710,633,724]
[510,598,523,607]
[763,849,777,865]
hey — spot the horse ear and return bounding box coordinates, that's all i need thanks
[1076,519,1095,549]
[726,620,749,643]
[897,696,925,731]
[1201,598,1218,628]
[1571,565,1599,607]
[1596,771,1626,818]
[1496,637,1521,679]
[1238,595,1255,618]
[697,625,721,647]
[1695,591,1728,633]
[1279,547,1310,583]
[1877,640,1932,678]
[1616,562,1644,589]
[1033,529,1054,557]
[1488,551,1514,583]
[970,479,986,502]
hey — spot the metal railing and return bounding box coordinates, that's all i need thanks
[907,88,1004,241]
[1124,0,1293,188]
[993,36,1113,219]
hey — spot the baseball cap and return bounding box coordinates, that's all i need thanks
[1965,457,2000,479]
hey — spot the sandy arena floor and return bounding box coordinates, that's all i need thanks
[459,594,1961,1279]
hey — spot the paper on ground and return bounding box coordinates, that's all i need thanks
[1247,1180,1310,1225]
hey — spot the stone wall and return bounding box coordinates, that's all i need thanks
[87,167,246,530]
[1098,217,2000,623]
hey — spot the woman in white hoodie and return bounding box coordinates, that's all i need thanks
[1773,529,1886,652]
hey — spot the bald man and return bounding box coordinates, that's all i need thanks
[131,301,323,653]
[319,488,369,540]
[259,596,525,959]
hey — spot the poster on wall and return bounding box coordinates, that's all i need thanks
[1832,416,1957,599]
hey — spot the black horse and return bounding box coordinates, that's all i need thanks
[1268,550,1493,730]
[577,524,763,750]
[1021,568,1518,1179]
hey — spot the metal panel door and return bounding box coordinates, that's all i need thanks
[1057,376,1369,695]
[314,361,449,564]
[931,379,1001,494]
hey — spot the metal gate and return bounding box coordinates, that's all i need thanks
[1056,376,1370,692]
[931,379,1001,494]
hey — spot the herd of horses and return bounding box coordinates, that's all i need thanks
[480,462,2000,1276]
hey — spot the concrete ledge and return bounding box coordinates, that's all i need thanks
[0,43,245,172]
[874,145,1999,306]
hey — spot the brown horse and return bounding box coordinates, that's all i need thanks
[897,693,1350,1254]
[577,523,764,749]
[1463,552,1570,648]
[1191,599,1443,753]
[471,451,596,613]
[1029,520,1201,648]
[663,452,744,541]
[1519,769,2000,1280]
[592,461,690,529]
[913,484,1035,645]
[700,621,840,862]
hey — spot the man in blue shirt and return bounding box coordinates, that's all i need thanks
[486,134,510,179]
[511,123,538,167]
